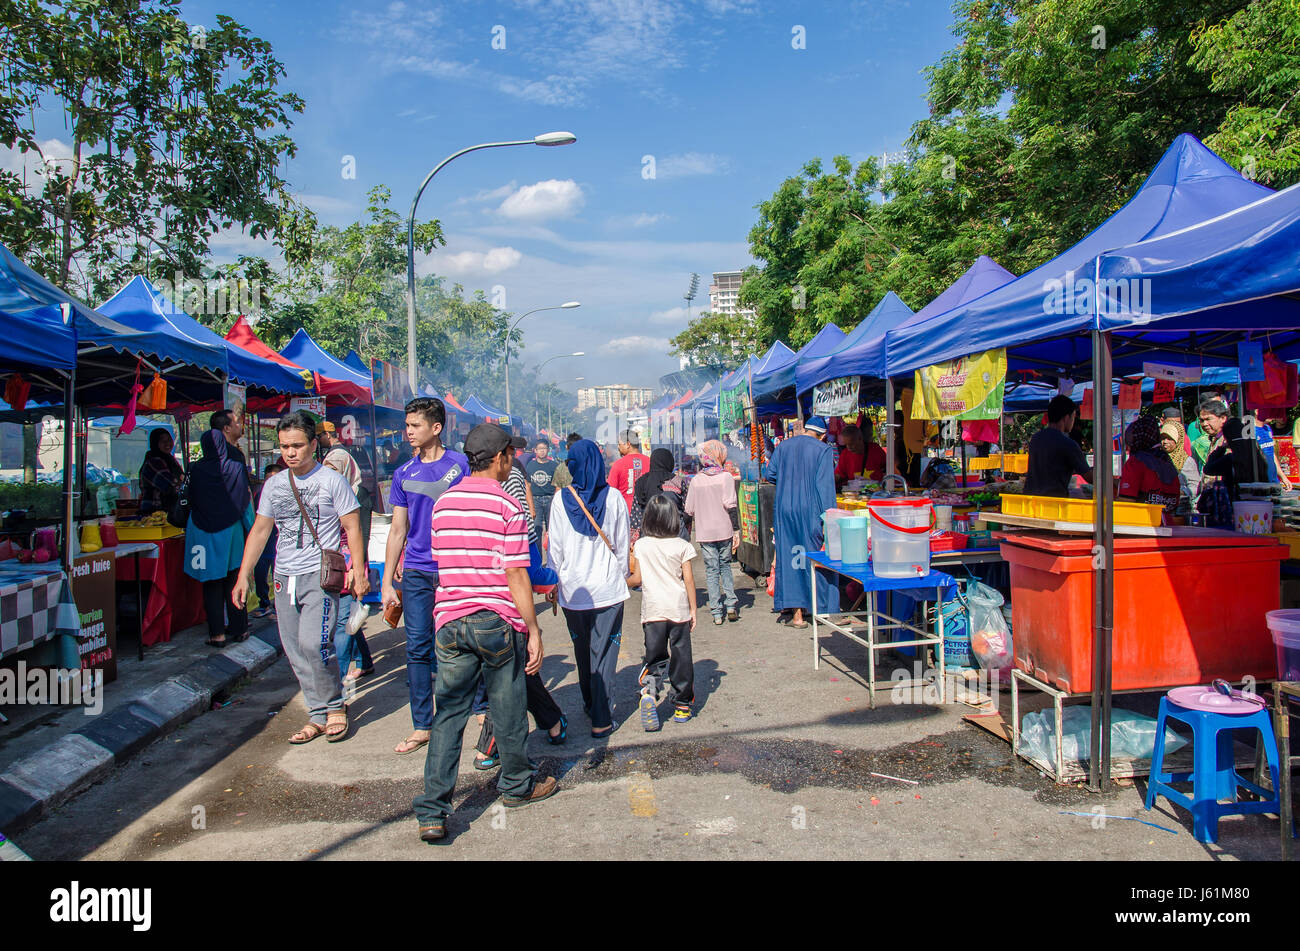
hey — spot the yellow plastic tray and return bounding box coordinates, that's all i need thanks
[1000,494,1163,527]
[1271,532,1300,560]
[1002,454,1028,474]
[115,523,184,541]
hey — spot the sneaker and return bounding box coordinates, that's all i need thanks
[502,775,558,808]
[418,820,446,842]
[727,607,740,622]
[713,616,724,626]
[249,605,273,619]
[640,690,661,732]
[671,704,692,723]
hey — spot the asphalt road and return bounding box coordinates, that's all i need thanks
[12,556,1286,860]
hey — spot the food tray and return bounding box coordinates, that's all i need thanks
[1001,494,1163,527]
[930,531,969,552]
[1271,532,1300,560]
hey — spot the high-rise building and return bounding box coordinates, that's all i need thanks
[576,384,655,412]
[708,270,755,319]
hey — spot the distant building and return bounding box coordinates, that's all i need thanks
[577,384,655,413]
[708,270,755,319]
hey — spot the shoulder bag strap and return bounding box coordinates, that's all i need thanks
[567,485,616,554]
[288,471,326,549]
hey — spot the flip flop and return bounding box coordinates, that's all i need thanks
[395,732,430,754]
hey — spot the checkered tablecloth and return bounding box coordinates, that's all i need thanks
[0,562,81,661]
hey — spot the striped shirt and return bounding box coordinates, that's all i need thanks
[504,462,538,544]
[429,476,530,632]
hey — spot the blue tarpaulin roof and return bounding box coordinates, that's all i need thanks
[1002,366,1243,412]
[462,394,520,428]
[100,278,306,395]
[884,135,1276,376]
[0,244,82,372]
[797,291,915,393]
[280,329,372,391]
[343,350,370,376]
[689,382,718,415]
[1093,181,1300,369]
[719,355,760,393]
[752,323,845,406]
[78,277,229,379]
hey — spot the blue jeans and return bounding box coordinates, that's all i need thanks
[412,610,534,823]
[700,540,738,619]
[334,595,373,682]
[563,603,624,730]
[403,569,438,731]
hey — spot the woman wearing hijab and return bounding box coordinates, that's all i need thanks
[1160,420,1201,514]
[632,448,690,542]
[139,428,183,514]
[1118,415,1181,516]
[185,428,254,646]
[547,439,630,737]
[685,439,739,624]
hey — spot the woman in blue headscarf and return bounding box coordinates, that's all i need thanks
[547,439,630,737]
[185,427,255,646]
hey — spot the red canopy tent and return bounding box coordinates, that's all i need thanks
[225,316,370,406]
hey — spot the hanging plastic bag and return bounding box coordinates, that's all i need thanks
[967,581,1012,670]
[138,371,168,412]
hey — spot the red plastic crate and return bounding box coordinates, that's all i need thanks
[930,531,969,552]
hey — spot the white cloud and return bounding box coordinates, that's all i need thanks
[438,246,522,275]
[649,305,691,325]
[293,193,358,217]
[656,152,731,178]
[454,181,519,206]
[602,335,671,356]
[497,180,584,222]
[0,137,74,183]
[607,212,669,230]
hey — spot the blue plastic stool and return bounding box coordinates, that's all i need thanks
[1144,694,1281,844]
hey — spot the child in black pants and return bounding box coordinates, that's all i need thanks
[627,494,698,731]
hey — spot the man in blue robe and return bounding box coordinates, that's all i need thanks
[766,415,838,627]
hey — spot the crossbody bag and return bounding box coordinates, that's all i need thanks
[567,485,616,555]
[288,471,348,594]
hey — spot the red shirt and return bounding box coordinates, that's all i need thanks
[835,444,886,482]
[608,453,649,510]
[1119,456,1180,512]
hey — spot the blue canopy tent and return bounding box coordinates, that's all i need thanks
[747,341,797,419]
[796,292,916,398]
[880,135,1278,789]
[463,394,520,429]
[1002,367,1244,413]
[0,245,80,380]
[99,278,308,402]
[343,350,370,377]
[279,329,372,406]
[752,323,846,412]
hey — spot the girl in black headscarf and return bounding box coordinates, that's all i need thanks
[1118,415,1180,514]
[139,428,183,514]
[632,448,690,541]
[184,428,254,646]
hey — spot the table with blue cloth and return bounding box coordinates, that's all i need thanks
[808,551,958,708]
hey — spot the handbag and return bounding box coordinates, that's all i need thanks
[166,474,191,528]
[288,470,348,594]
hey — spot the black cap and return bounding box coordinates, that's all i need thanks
[464,423,526,468]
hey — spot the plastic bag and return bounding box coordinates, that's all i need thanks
[1019,705,1188,771]
[967,582,1012,670]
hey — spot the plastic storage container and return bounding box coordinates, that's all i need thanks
[839,516,869,566]
[823,508,854,561]
[1234,500,1272,535]
[868,498,933,578]
[1267,609,1300,680]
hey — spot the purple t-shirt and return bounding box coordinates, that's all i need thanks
[389,449,469,573]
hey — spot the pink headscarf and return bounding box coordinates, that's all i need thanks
[700,439,728,468]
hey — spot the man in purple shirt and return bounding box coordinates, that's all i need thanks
[382,397,469,755]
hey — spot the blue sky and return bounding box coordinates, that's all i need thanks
[174,0,962,391]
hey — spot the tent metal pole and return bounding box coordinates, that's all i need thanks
[885,377,896,480]
[1089,328,1115,790]
[61,368,75,572]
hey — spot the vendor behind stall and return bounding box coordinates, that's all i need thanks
[834,422,886,487]
[1024,395,1092,497]
[1118,416,1180,515]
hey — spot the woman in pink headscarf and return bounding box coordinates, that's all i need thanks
[685,440,740,625]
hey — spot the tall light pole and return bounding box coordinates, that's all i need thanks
[503,302,580,415]
[405,131,577,394]
[534,353,583,429]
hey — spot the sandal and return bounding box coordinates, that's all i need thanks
[546,714,568,745]
[290,722,326,744]
[205,636,228,647]
[325,707,349,742]
[395,731,430,755]
[473,753,500,770]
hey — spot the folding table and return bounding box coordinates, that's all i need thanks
[808,551,957,708]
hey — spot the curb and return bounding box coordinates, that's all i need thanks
[0,628,280,837]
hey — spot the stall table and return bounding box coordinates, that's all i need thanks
[115,535,205,645]
[0,561,81,662]
[808,551,957,708]
[104,543,158,660]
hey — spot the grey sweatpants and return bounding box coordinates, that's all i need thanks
[274,571,343,723]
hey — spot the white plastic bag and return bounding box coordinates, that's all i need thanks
[1019,705,1188,771]
[967,582,1012,670]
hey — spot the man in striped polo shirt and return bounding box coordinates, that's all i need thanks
[414,423,557,842]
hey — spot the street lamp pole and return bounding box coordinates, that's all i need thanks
[405,131,576,394]
[503,303,580,415]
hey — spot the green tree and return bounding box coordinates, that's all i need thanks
[0,0,306,298]
[669,310,764,368]
[1191,0,1300,187]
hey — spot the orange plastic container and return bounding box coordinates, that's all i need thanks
[998,532,1286,693]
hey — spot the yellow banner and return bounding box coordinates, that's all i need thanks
[912,348,1006,421]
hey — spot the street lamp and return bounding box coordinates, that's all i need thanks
[503,303,580,415]
[404,131,578,393]
[533,354,583,429]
